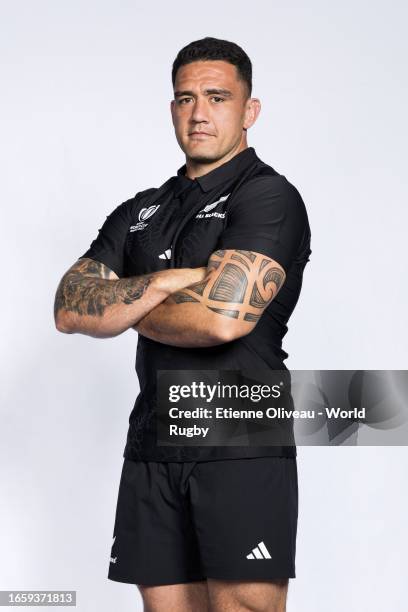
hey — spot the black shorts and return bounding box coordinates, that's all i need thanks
[108,456,298,586]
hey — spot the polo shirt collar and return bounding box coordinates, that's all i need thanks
[174,146,257,196]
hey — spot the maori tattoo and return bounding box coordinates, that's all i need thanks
[208,263,247,302]
[207,259,221,272]
[244,312,261,322]
[249,281,267,309]
[263,266,284,293]
[171,292,200,304]
[188,280,209,297]
[231,253,250,270]
[236,249,256,263]
[54,257,153,318]
[208,307,240,318]
[170,249,286,324]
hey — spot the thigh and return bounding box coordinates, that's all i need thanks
[188,457,298,582]
[207,578,289,612]
[108,459,205,586]
[138,581,210,612]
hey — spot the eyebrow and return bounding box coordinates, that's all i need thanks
[174,88,233,98]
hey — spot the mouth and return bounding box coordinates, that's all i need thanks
[188,132,214,139]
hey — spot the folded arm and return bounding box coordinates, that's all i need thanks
[54,257,206,338]
[133,249,286,347]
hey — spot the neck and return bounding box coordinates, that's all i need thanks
[184,138,248,180]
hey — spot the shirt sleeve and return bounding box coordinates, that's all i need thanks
[216,175,310,272]
[79,198,134,277]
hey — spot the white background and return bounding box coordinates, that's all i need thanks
[1,1,407,610]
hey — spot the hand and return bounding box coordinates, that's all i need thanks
[131,267,209,334]
[156,267,208,295]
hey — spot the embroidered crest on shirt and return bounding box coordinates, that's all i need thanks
[129,205,161,232]
[195,193,230,219]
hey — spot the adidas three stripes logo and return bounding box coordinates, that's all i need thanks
[246,541,272,559]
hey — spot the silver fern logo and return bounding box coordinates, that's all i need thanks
[201,201,220,213]
[196,193,230,219]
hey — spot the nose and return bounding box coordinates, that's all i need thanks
[190,96,209,125]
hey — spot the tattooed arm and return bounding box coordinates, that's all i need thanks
[54,257,207,338]
[133,249,286,348]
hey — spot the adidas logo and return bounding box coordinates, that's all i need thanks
[110,535,117,564]
[246,541,272,560]
[158,248,172,260]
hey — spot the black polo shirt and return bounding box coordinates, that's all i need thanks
[80,147,312,462]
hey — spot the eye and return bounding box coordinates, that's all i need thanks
[211,96,225,103]
[178,97,191,104]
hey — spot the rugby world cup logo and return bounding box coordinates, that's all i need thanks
[139,205,160,221]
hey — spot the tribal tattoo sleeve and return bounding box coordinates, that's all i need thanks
[54,257,153,319]
[168,249,286,324]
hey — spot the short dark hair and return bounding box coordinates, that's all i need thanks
[172,36,252,99]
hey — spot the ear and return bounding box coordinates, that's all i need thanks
[170,99,175,126]
[243,98,261,130]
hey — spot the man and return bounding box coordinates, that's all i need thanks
[54,36,311,612]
